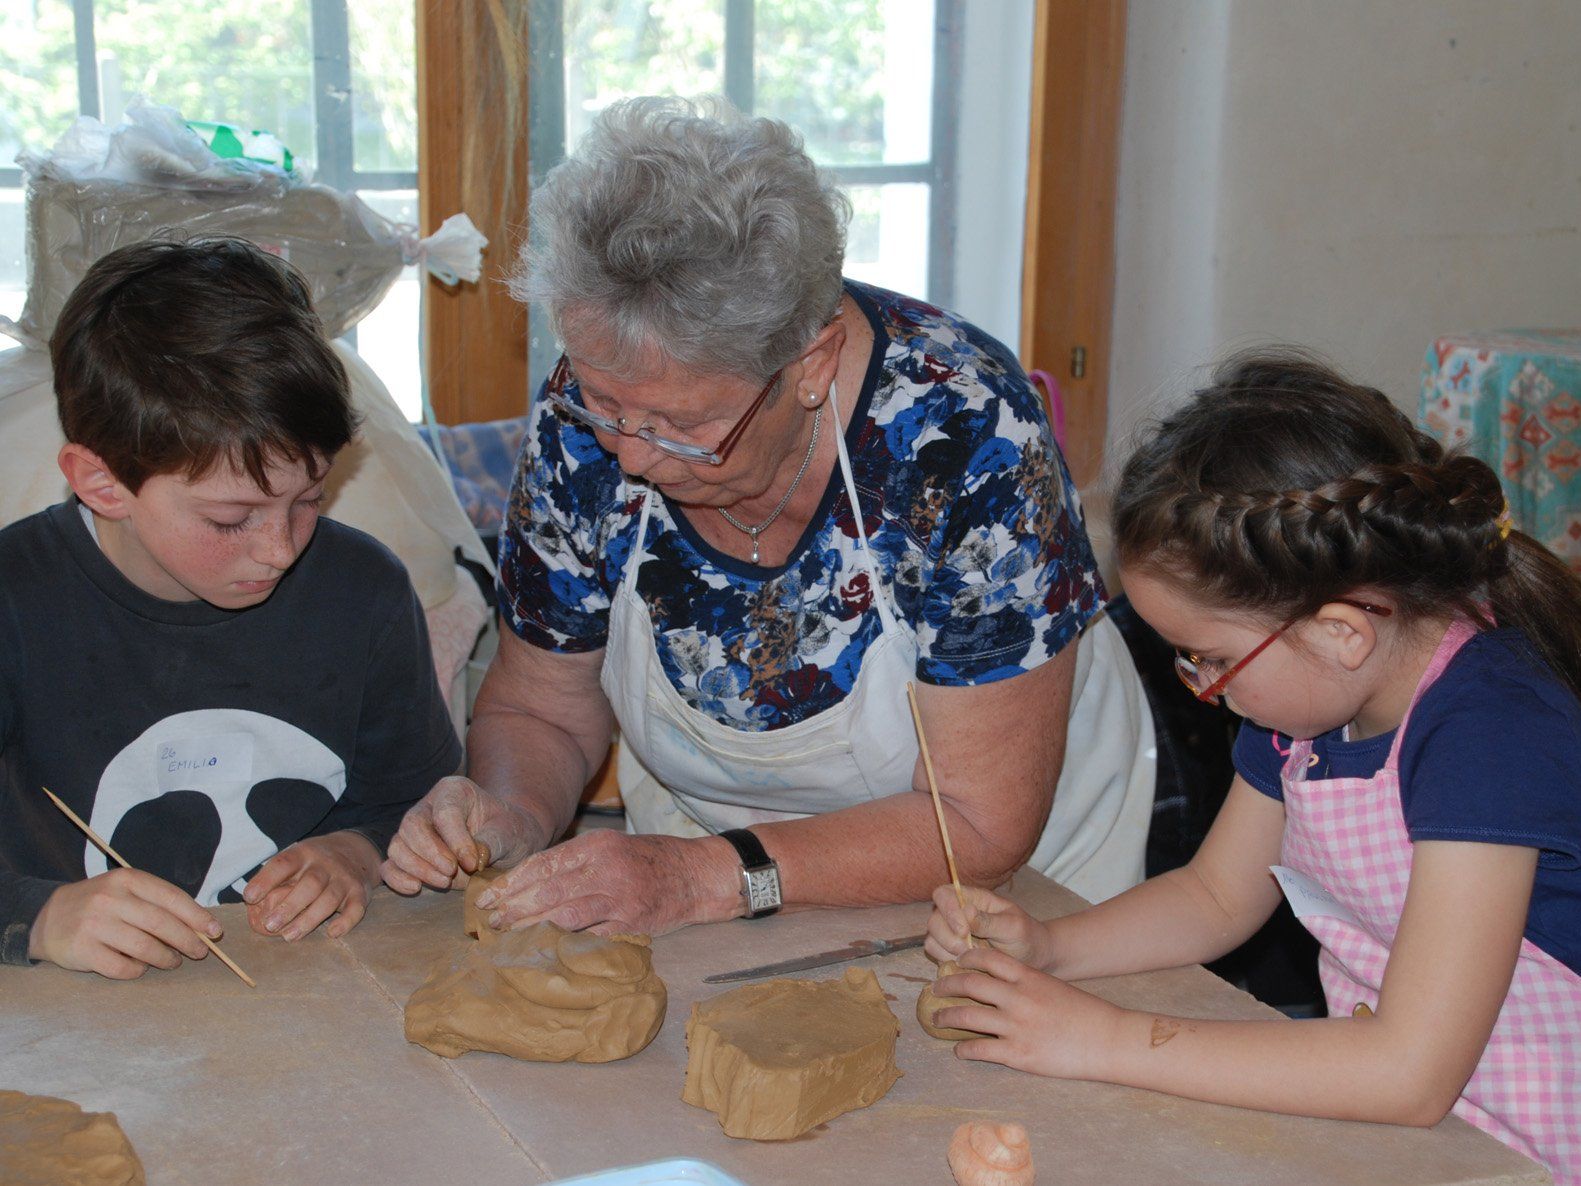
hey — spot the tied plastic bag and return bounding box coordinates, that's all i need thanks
[0,97,486,348]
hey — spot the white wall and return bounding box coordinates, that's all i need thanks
[951,0,1034,350]
[1109,0,1581,462]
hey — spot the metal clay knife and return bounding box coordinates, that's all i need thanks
[703,933,927,983]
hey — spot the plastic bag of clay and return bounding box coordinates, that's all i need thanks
[1,96,486,349]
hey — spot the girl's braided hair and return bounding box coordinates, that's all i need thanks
[1113,349,1581,701]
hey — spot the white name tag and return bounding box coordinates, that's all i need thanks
[154,733,254,793]
[1270,865,1363,928]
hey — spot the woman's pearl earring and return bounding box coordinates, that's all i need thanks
[801,389,820,407]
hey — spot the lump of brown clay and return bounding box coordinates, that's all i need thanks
[948,1121,1035,1186]
[917,960,987,1041]
[462,865,508,939]
[0,1090,145,1186]
[682,967,901,1141]
[405,921,666,1063]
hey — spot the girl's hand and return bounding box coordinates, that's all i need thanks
[925,884,1050,967]
[934,945,1124,1080]
[244,831,382,940]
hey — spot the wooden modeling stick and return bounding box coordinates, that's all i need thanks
[905,683,974,950]
[42,787,257,988]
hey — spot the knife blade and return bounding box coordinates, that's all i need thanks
[703,933,928,984]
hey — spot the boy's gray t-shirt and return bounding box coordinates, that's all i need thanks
[0,500,463,963]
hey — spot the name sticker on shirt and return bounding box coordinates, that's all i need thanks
[1270,865,1364,928]
[155,733,254,793]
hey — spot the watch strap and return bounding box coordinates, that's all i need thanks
[718,827,772,871]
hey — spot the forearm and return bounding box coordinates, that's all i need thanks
[757,789,1022,911]
[1094,1010,1457,1126]
[1042,864,1279,980]
[466,703,605,853]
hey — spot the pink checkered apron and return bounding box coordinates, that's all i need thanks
[1280,619,1581,1182]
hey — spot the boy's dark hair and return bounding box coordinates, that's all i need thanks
[1113,348,1581,702]
[51,236,356,494]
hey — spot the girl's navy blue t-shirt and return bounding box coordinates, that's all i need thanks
[1235,627,1581,975]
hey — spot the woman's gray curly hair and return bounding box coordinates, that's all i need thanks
[511,95,851,382]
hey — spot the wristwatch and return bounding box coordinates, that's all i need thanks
[718,828,781,919]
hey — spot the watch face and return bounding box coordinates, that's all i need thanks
[743,866,782,913]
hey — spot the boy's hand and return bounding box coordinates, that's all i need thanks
[925,884,1049,967]
[381,775,541,894]
[934,945,1124,1080]
[244,831,381,941]
[28,869,222,980]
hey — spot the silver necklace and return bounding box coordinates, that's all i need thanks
[719,403,822,565]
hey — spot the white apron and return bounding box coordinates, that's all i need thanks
[599,384,1154,903]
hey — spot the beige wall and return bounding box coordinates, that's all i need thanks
[1107,0,1581,468]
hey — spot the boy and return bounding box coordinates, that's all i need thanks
[0,237,462,978]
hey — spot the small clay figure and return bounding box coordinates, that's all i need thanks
[947,1121,1035,1186]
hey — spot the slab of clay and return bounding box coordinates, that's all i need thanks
[682,967,901,1141]
[0,1090,145,1186]
[405,921,666,1063]
[462,865,508,939]
[918,960,987,1041]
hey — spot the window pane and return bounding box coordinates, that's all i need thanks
[349,0,416,173]
[562,0,724,149]
[0,189,25,326]
[0,0,79,164]
[93,1,315,169]
[754,0,934,168]
[354,189,422,421]
[842,182,928,299]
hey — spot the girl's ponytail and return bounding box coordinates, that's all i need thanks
[1492,533,1581,703]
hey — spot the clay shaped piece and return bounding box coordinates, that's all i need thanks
[405,921,666,1063]
[682,967,901,1140]
[0,1090,145,1186]
[917,960,987,1041]
[947,1121,1035,1186]
[462,865,508,939]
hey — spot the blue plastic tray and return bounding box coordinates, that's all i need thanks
[548,1158,749,1186]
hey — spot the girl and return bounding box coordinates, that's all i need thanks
[927,352,1581,1181]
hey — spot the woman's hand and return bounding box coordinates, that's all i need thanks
[381,775,544,894]
[244,831,382,940]
[925,884,1051,967]
[475,830,739,936]
[28,869,222,979]
[934,945,1125,1080]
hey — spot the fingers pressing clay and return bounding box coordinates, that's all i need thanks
[918,961,988,1041]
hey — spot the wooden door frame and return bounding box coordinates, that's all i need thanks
[1021,0,1128,489]
[417,0,532,426]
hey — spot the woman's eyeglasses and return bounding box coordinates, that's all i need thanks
[544,354,782,467]
[1175,598,1394,705]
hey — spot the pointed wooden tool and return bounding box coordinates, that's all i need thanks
[905,683,974,949]
[42,787,257,988]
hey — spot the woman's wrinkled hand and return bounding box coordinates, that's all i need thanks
[475,830,735,936]
[381,775,542,894]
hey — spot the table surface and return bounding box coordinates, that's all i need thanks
[0,873,1550,1186]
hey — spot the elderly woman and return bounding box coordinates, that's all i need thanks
[382,97,1154,934]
